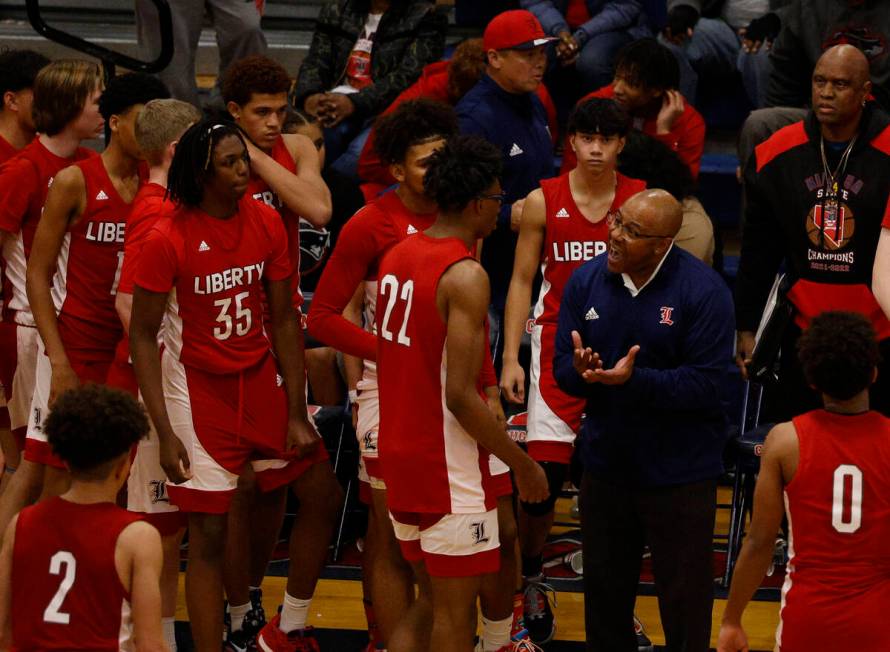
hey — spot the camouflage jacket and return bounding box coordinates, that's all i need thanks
[293,0,447,119]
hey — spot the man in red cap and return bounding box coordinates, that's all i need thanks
[455,9,557,371]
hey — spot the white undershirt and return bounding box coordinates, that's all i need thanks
[621,244,674,297]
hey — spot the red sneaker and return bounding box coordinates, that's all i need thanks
[256,614,319,652]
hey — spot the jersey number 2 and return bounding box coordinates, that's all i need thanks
[44,550,76,624]
[379,275,413,346]
[832,464,862,534]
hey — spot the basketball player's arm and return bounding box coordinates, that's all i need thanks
[718,423,795,650]
[116,291,133,332]
[874,227,890,320]
[131,287,191,484]
[117,522,167,652]
[501,189,546,404]
[307,213,379,360]
[265,276,320,458]
[26,165,86,405]
[441,260,548,503]
[247,133,332,227]
[0,516,18,648]
[342,286,365,427]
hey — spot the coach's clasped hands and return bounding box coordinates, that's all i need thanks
[571,330,640,385]
[286,416,321,459]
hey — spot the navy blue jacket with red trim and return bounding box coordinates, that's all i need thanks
[554,247,734,487]
[736,105,890,333]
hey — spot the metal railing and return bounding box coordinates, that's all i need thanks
[25,0,173,80]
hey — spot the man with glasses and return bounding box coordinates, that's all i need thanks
[554,188,734,652]
[500,96,644,644]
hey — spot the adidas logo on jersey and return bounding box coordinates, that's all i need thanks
[198,241,210,252]
[585,307,599,321]
[509,143,524,157]
[95,190,109,201]
[555,207,570,218]
[406,224,418,235]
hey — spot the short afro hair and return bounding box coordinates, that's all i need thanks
[614,38,680,92]
[373,99,459,165]
[423,135,502,213]
[797,311,880,400]
[45,384,149,478]
[568,97,630,137]
[99,72,170,121]
[0,49,50,104]
[222,55,292,107]
[618,131,694,200]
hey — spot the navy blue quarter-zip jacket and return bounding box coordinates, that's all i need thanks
[553,247,735,487]
[457,74,554,311]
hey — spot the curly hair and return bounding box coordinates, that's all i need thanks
[567,97,630,137]
[614,38,680,92]
[618,131,694,200]
[423,135,502,213]
[45,384,149,477]
[446,38,486,104]
[98,72,170,121]
[797,311,881,400]
[0,49,50,102]
[373,98,458,165]
[222,54,292,107]
[167,119,249,207]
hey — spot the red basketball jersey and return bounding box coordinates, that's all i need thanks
[53,155,131,361]
[111,182,174,369]
[247,135,303,311]
[11,497,141,651]
[376,234,494,514]
[778,409,890,651]
[533,172,645,326]
[0,139,94,324]
[134,197,291,374]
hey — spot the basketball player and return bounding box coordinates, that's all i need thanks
[308,98,456,647]
[110,97,202,652]
[130,121,342,652]
[23,72,168,501]
[0,48,50,490]
[376,134,548,652]
[222,53,333,646]
[500,97,644,644]
[0,383,164,651]
[717,311,890,652]
[0,59,104,534]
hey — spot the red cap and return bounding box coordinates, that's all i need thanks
[483,10,558,51]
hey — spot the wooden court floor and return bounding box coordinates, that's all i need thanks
[175,489,780,650]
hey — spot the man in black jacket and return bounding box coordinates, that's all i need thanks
[293,0,447,176]
[736,44,890,418]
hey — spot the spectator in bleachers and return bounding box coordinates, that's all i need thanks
[618,131,715,265]
[735,45,890,419]
[135,0,267,108]
[560,38,706,180]
[738,0,890,173]
[519,0,650,95]
[660,0,788,108]
[554,188,733,652]
[292,0,447,179]
[456,10,557,353]
[357,38,559,196]
[0,50,50,162]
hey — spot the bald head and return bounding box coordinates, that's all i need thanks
[817,45,870,86]
[623,189,683,239]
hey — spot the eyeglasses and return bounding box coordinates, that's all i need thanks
[606,210,673,240]
[477,192,507,205]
